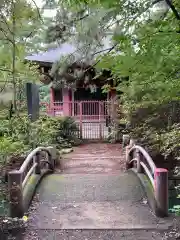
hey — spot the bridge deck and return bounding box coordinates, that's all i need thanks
[28,173,162,229]
[22,144,172,239]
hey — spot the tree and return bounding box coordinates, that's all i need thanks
[38,0,179,91]
[43,0,175,47]
[0,0,42,111]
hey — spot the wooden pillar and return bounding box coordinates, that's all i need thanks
[99,101,102,140]
[34,152,41,174]
[71,89,75,116]
[79,102,83,139]
[106,92,111,130]
[110,88,117,141]
[125,146,131,170]
[63,88,70,116]
[50,87,55,116]
[8,170,24,218]
[110,89,117,119]
[136,149,143,173]
[26,83,40,121]
[154,168,169,217]
[47,146,57,171]
[110,88,116,99]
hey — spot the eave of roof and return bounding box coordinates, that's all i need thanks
[25,43,76,63]
[25,38,113,64]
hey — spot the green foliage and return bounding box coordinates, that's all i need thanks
[0,0,42,111]
[171,205,180,216]
[95,2,180,157]
[169,185,180,216]
[39,85,51,101]
[158,124,180,160]
[0,115,80,157]
[0,135,26,215]
[126,102,180,160]
[31,115,81,148]
[0,137,26,171]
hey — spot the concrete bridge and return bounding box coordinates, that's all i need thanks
[6,143,175,239]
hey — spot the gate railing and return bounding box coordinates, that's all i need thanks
[126,144,168,217]
[46,100,119,140]
[15,100,119,121]
[8,146,57,218]
[47,100,118,118]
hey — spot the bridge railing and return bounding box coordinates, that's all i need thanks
[8,146,58,218]
[126,143,168,217]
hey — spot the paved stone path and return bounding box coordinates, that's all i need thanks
[59,143,126,174]
[4,144,176,239]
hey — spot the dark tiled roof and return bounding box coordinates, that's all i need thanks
[25,40,112,64]
[25,43,76,63]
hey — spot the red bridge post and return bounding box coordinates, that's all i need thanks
[154,168,168,217]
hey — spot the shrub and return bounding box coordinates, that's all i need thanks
[32,115,81,148]
[0,115,80,185]
[170,184,180,216]
[0,115,80,154]
[157,124,180,161]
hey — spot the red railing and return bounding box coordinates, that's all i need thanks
[15,100,118,120]
[126,142,168,217]
[47,101,116,140]
[48,100,117,119]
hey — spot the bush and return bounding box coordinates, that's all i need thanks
[170,184,180,216]
[157,124,180,161]
[0,115,81,194]
[0,137,27,208]
[126,101,180,156]
[0,115,80,172]
[0,115,80,151]
[32,115,81,148]
[0,137,26,177]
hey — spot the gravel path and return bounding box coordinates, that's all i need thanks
[27,173,169,230]
[1,229,167,240]
[59,143,126,174]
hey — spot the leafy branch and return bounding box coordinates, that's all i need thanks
[165,0,180,20]
[31,0,44,23]
[0,67,12,73]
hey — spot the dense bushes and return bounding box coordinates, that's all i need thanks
[0,115,80,178]
[32,115,81,148]
[0,115,80,151]
[127,102,180,165]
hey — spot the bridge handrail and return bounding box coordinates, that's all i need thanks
[20,147,53,189]
[127,145,156,189]
[8,146,57,218]
[126,143,169,217]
